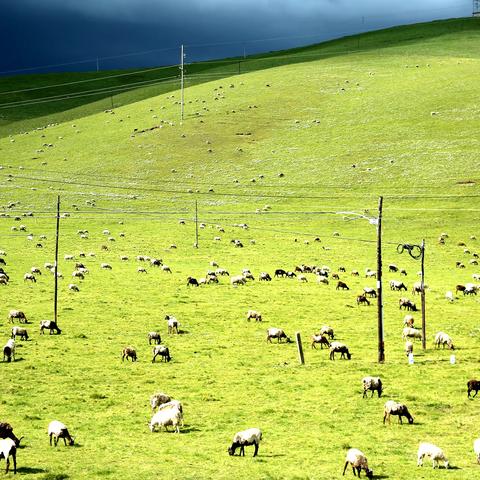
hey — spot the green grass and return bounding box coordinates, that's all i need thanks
[1,17,480,479]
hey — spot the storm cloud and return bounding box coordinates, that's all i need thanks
[1,0,471,75]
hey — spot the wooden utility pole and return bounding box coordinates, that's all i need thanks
[295,332,305,365]
[194,200,199,248]
[180,44,185,123]
[376,196,385,363]
[54,195,60,324]
[420,239,426,350]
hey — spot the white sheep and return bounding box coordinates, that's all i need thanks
[403,315,414,328]
[434,332,454,350]
[48,420,75,446]
[68,283,80,292]
[445,291,454,302]
[402,327,422,341]
[11,326,28,341]
[3,339,15,362]
[247,310,262,322]
[228,428,262,457]
[405,341,413,356]
[149,402,183,433]
[474,438,480,464]
[0,438,17,474]
[231,275,246,286]
[417,442,449,468]
[343,448,373,478]
[362,377,383,398]
[165,315,179,334]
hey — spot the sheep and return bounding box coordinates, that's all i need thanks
[44,262,54,270]
[351,270,359,276]
[64,254,74,261]
[298,274,308,282]
[149,402,183,433]
[455,284,466,294]
[390,280,407,291]
[247,310,262,322]
[417,442,449,468]
[0,438,16,474]
[186,276,199,287]
[405,341,413,356]
[31,267,41,275]
[434,332,454,350]
[363,287,377,298]
[467,379,480,398]
[161,265,172,273]
[402,327,422,341]
[342,448,373,478]
[72,270,84,279]
[8,310,27,324]
[259,272,271,281]
[3,339,15,362]
[339,266,346,272]
[399,298,417,311]
[403,315,414,328]
[68,283,80,292]
[121,346,137,362]
[274,268,287,277]
[445,291,454,302]
[412,281,426,295]
[362,377,383,398]
[231,275,247,286]
[0,423,22,447]
[216,268,230,276]
[400,268,407,276]
[11,326,28,341]
[48,420,75,446]
[365,269,376,278]
[165,315,179,334]
[317,275,329,285]
[388,264,399,272]
[329,342,351,360]
[356,294,370,306]
[151,259,162,267]
[266,328,292,343]
[0,277,8,286]
[311,334,330,349]
[383,400,414,424]
[150,392,171,411]
[40,320,61,335]
[147,332,161,345]
[464,285,478,295]
[320,326,334,339]
[474,438,480,463]
[336,281,350,290]
[228,428,262,457]
[286,271,296,278]
[101,263,112,270]
[152,345,171,363]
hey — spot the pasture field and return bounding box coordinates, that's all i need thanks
[1,17,480,479]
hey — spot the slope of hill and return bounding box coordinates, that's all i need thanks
[0,18,479,480]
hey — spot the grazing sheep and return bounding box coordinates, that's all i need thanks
[266,328,292,343]
[228,428,262,457]
[152,345,171,363]
[298,274,308,282]
[151,258,162,267]
[68,283,80,292]
[100,263,112,270]
[31,267,41,275]
[412,281,426,295]
[402,327,422,341]
[165,315,179,334]
[464,285,478,295]
[286,271,296,278]
[400,268,407,276]
[186,276,199,287]
[399,298,417,311]
[351,270,359,277]
[320,326,335,339]
[405,341,413,356]
[383,400,414,424]
[455,284,465,294]
[336,281,350,290]
[121,346,137,362]
[403,315,414,328]
[363,287,377,298]
[445,291,454,302]
[247,310,262,322]
[317,275,329,285]
[434,332,454,350]
[274,269,287,277]
[356,294,370,306]
[388,264,399,272]
[148,332,161,344]
[40,320,61,335]
[362,377,383,398]
[467,379,480,398]
[231,275,247,286]
[259,272,271,281]
[311,334,330,349]
[161,265,172,273]
[329,342,351,360]
[150,392,171,411]
[8,310,27,324]
[64,254,74,261]
[3,339,15,362]
[343,448,373,478]
[137,267,147,273]
[48,420,75,446]
[11,327,28,341]
[149,402,183,433]
[72,270,84,279]
[417,442,449,468]
[390,280,407,291]
[0,438,16,474]
[365,269,376,278]
[216,268,230,276]
[0,277,8,286]
[474,438,480,464]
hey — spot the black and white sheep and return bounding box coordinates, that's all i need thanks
[8,310,27,324]
[228,428,262,457]
[329,342,351,360]
[390,280,407,291]
[165,315,179,334]
[152,345,171,363]
[362,377,383,398]
[148,332,161,344]
[247,310,262,322]
[311,334,330,349]
[417,442,448,468]
[48,420,75,446]
[383,400,414,424]
[3,339,15,362]
[0,438,16,474]
[11,326,28,341]
[40,320,61,335]
[343,448,373,478]
[320,326,334,339]
[467,379,480,398]
[121,346,137,362]
[150,392,171,411]
[266,328,292,343]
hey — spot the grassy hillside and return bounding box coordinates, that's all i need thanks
[1,17,480,480]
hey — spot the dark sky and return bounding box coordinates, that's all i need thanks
[1,0,472,75]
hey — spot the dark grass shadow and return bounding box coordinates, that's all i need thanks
[374,475,390,479]
[16,466,47,474]
[177,329,189,335]
[180,426,201,434]
[260,454,287,458]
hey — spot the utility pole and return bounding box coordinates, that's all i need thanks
[54,195,60,325]
[194,200,199,248]
[180,44,185,123]
[376,196,385,363]
[420,239,426,350]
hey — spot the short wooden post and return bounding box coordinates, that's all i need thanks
[296,332,305,365]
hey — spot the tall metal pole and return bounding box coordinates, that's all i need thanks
[195,200,199,248]
[54,195,60,324]
[376,196,385,363]
[180,44,184,123]
[420,239,426,350]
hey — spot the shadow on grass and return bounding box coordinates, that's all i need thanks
[180,425,201,433]
[260,454,287,458]
[15,466,46,474]
[374,475,390,479]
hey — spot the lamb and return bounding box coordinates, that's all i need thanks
[40,320,61,335]
[150,392,171,411]
[48,420,75,446]
[403,315,414,327]
[247,310,262,322]
[383,400,414,424]
[405,341,413,356]
[149,402,183,433]
[3,339,15,362]
[8,310,27,324]
[474,438,480,463]
[320,326,334,339]
[467,379,480,398]
[434,332,454,350]
[390,280,407,291]
[311,334,330,349]
[165,315,179,334]
[11,326,28,341]
[362,377,383,398]
[402,327,422,341]
[266,328,292,343]
[121,346,137,362]
[336,281,350,290]
[342,448,373,478]
[228,428,262,457]
[0,438,16,474]
[152,345,171,363]
[417,442,449,468]
[329,342,351,360]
